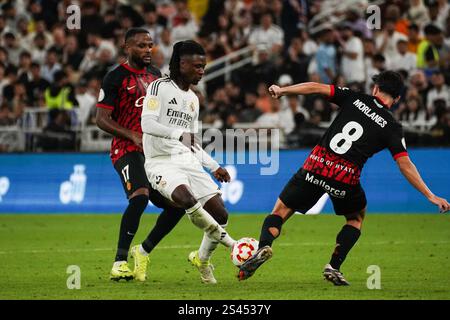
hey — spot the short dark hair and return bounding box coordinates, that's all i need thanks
[169,40,205,80]
[424,24,441,35]
[372,70,403,99]
[125,28,150,42]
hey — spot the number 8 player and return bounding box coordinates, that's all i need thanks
[238,71,450,285]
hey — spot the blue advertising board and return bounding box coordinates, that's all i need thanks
[0,149,448,214]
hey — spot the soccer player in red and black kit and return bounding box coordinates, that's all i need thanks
[96,28,184,281]
[238,71,450,285]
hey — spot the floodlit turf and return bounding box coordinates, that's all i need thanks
[0,213,449,300]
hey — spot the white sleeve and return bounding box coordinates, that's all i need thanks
[141,115,184,140]
[142,81,163,120]
[191,143,220,172]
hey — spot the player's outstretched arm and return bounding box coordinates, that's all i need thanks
[396,156,450,213]
[96,108,142,147]
[268,82,332,99]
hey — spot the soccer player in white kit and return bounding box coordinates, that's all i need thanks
[138,40,236,284]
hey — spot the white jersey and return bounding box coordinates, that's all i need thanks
[142,77,199,158]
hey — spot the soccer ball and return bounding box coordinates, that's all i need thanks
[231,237,259,267]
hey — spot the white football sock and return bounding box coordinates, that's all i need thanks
[186,203,235,248]
[198,224,228,262]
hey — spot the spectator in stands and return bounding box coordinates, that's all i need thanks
[410,69,429,106]
[0,100,15,125]
[336,22,365,88]
[424,0,445,30]
[248,11,284,56]
[398,96,429,126]
[26,62,49,107]
[0,14,11,40]
[255,82,272,114]
[375,19,406,59]
[430,109,450,145]
[156,28,173,67]
[30,32,48,66]
[10,81,26,120]
[239,92,262,123]
[344,8,372,39]
[44,70,77,111]
[251,46,279,90]
[407,23,422,54]
[17,51,32,84]
[75,78,96,126]
[256,98,282,128]
[417,24,441,73]
[38,108,76,151]
[16,15,31,51]
[426,70,450,113]
[3,32,20,66]
[79,31,117,74]
[315,27,336,84]
[283,37,310,83]
[41,48,61,83]
[407,0,429,27]
[49,24,66,59]
[142,3,164,45]
[170,0,199,43]
[62,34,83,72]
[388,38,418,74]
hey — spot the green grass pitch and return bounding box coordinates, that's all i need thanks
[1,213,449,300]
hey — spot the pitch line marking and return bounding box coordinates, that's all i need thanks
[1,241,449,255]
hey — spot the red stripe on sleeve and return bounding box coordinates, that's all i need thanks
[393,152,408,160]
[96,103,114,110]
[329,85,335,98]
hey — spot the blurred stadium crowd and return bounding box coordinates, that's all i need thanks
[0,0,449,152]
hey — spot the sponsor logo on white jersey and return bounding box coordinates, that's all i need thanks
[60,165,87,204]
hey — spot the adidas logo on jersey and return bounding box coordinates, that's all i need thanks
[169,98,177,105]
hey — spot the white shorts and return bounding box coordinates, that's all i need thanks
[144,153,221,206]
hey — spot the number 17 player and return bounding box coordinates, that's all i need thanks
[238,71,450,285]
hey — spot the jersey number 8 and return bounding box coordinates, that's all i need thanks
[329,121,363,154]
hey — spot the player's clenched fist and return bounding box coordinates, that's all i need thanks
[213,167,231,183]
[269,85,282,99]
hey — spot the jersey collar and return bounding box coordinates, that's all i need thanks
[373,96,389,109]
[121,62,146,74]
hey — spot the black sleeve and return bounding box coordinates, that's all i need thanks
[329,85,354,107]
[96,69,121,110]
[388,123,408,160]
[425,45,435,63]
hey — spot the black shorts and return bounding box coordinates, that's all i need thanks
[279,169,367,215]
[114,152,169,208]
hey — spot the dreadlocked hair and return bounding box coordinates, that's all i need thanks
[169,40,205,80]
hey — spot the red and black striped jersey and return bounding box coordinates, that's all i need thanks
[302,85,408,185]
[97,63,161,164]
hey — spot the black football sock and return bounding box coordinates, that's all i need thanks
[141,207,185,254]
[115,194,148,262]
[258,215,283,249]
[329,224,361,270]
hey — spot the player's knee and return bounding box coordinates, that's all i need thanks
[129,194,149,212]
[172,186,197,209]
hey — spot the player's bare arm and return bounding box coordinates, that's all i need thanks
[96,108,142,148]
[269,82,332,99]
[396,156,450,213]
